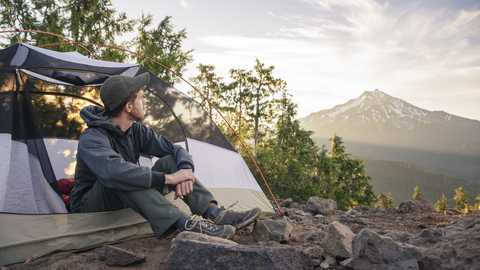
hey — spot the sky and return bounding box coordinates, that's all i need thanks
[111,0,480,121]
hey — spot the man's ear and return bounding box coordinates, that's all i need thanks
[125,102,132,113]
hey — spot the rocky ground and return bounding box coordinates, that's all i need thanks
[4,198,480,270]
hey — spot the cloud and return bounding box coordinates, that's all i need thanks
[180,0,193,8]
[180,0,480,120]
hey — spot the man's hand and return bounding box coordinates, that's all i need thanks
[174,180,193,200]
[165,169,195,185]
[165,169,195,200]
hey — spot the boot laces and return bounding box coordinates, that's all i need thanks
[186,215,218,234]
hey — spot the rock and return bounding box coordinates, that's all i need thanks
[445,209,460,215]
[410,227,447,246]
[310,259,322,267]
[254,241,283,247]
[322,221,355,259]
[410,216,480,270]
[253,220,293,243]
[323,215,339,224]
[287,202,303,210]
[303,246,324,260]
[354,216,367,225]
[387,206,397,214]
[346,208,358,215]
[353,206,375,214]
[384,231,414,243]
[397,198,435,213]
[342,228,426,270]
[104,245,146,266]
[279,198,293,207]
[167,240,311,270]
[320,254,337,269]
[171,231,238,248]
[292,229,325,244]
[305,196,337,216]
[283,208,311,222]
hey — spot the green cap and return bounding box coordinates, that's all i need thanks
[100,73,150,111]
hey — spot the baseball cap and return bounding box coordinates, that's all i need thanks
[100,73,150,111]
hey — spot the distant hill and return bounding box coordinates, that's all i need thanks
[299,89,480,184]
[362,158,480,207]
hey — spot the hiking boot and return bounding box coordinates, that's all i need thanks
[212,206,262,230]
[183,215,236,239]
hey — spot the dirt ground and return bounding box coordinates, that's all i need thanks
[5,210,479,270]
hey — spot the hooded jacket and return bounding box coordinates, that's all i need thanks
[70,105,194,212]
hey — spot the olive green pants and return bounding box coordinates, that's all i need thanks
[79,155,215,239]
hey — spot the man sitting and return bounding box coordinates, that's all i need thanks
[70,73,261,239]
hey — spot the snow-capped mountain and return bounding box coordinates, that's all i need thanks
[299,89,480,184]
[300,89,480,145]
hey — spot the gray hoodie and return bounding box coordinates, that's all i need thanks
[70,105,194,212]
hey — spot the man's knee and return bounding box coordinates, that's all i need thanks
[152,155,177,174]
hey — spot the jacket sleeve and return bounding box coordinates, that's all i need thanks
[136,124,195,172]
[77,128,166,191]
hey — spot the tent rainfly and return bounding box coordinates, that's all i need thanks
[0,43,274,266]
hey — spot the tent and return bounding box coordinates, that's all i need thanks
[0,43,275,266]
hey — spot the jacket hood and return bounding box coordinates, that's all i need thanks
[80,105,116,130]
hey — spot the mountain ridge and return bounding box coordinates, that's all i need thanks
[301,89,480,138]
[299,89,480,184]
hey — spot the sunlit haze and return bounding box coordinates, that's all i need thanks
[112,0,480,121]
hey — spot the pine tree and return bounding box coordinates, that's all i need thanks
[387,192,395,208]
[133,15,193,86]
[413,185,422,199]
[453,187,469,213]
[435,194,449,212]
[1,0,136,57]
[253,90,321,203]
[226,68,253,143]
[189,64,225,117]
[321,134,377,210]
[378,191,388,209]
[245,59,286,158]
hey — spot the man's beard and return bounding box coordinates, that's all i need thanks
[129,105,145,121]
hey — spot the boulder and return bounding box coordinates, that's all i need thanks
[322,221,355,259]
[387,206,397,214]
[167,240,311,270]
[104,245,146,266]
[397,198,434,213]
[291,229,325,245]
[171,231,238,248]
[345,208,358,215]
[341,229,426,270]
[303,246,324,260]
[320,254,337,269]
[253,220,293,243]
[305,196,337,216]
[410,216,480,270]
[286,202,303,210]
[278,198,293,207]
